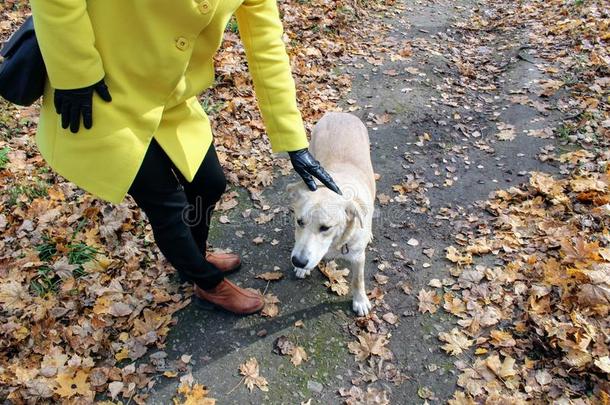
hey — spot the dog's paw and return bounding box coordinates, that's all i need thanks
[352,296,372,316]
[294,267,311,279]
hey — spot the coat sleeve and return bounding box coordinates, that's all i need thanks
[30,0,105,90]
[235,0,309,153]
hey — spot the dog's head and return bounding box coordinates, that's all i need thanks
[287,182,363,269]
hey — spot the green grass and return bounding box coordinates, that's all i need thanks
[36,234,57,262]
[225,16,239,34]
[556,124,573,141]
[33,220,99,295]
[30,265,61,296]
[67,241,99,267]
[6,180,49,206]
[0,147,9,169]
[201,96,225,115]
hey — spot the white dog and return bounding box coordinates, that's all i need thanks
[287,112,375,316]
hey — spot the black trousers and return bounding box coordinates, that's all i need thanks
[128,138,226,290]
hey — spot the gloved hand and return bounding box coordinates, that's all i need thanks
[54,79,112,133]
[288,148,342,195]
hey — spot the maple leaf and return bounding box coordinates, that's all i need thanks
[319,261,350,296]
[239,358,268,392]
[55,370,91,398]
[561,238,600,267]
[577,283,610,308]
[417,289,441,314]
[485,354,517,379]
[465,238,493,255]
[377,193,391,205]
[290,346,308,366]
[530,171,565,197]
[538,79,564,97]
[0,280,31,311]
[439,328,473,356]
[569,175,607,193]
[443,293,466,316]
[445,246,473,265]
[174,382,216,405]
[347,332,392,361]
[261,293,280,317]
[489,330,516,348]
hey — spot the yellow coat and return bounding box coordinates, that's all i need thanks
[30,0,309,204]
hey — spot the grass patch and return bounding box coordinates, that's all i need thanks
[225,16,239,33]
[201,96,225,116]
[0,147,9,169]
[7,180,48,206]
[36,234,57,262]
[30,265,61,296]
[67,241,98,267]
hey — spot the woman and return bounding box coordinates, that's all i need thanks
[29,0,340,315]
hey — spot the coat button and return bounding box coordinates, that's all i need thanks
[175,37,189,51]
[198,1,211,14]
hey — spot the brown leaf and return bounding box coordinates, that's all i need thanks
[273,336,295,355]
[255,271,284,281]
[439,328,473,356]
[261,293,280,318]
[417,289,441,314]
[347,332,392,361]
[290,346,308,366]
[239,358,268,392]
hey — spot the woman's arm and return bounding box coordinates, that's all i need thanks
[30,0,105,90]
[235,0,309,153]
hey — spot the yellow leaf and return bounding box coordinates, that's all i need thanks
[115,347,129,361]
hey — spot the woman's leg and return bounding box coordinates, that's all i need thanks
[127,138,224,290]
[172,144,226,253]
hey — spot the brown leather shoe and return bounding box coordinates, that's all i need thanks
[206,251,241,274]
[194,279,264,315]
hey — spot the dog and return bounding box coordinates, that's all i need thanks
[287,112,375,316]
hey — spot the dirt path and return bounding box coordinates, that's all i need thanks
[149,1,567,403]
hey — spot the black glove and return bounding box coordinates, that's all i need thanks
[54,79,112,133]
[288,148,342,195]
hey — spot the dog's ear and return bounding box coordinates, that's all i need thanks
[286,181,307,202]
[345,200,364,229]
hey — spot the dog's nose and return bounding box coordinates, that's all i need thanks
[291,255,308,268]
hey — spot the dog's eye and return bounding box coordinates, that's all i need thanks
[319,225,331,232]
[297,218,304,227]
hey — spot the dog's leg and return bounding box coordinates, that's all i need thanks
[350,252,371,316]
[294,267,313,279]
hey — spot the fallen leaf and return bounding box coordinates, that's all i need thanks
[291,346,308,366]
[239,358,268,392]
[261,294,280,318]
[255,271,284,281]
[439,328,473,356]
[418,289,441,314]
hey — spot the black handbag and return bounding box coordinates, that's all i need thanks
[0,16,46,106]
